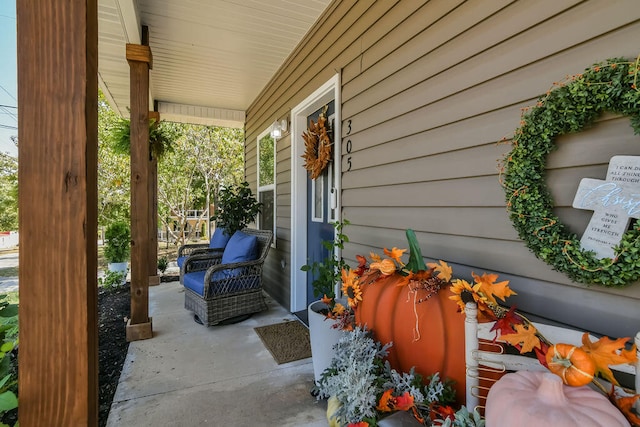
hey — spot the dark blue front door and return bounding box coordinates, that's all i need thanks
[306,101,335,306]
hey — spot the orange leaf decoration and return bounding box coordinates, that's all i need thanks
[472,271,516,305]
[500,323,541,353]
[427,260,452,281]
[377,389,395,412]
[394,392,414,411]
[384,247,406,265]
[580,333,637,386]
[376,389,414,412]
[612,393,640,426]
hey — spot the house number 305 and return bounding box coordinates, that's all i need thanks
[345,119,352,171]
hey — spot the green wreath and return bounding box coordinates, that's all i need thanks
[502,57,640,287]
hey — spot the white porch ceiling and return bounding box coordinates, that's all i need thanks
[98,0,330,128]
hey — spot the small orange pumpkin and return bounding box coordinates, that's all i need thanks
[545,343,595,387]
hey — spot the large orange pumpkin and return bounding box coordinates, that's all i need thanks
[354,271,466,401]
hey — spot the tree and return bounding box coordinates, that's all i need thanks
[0,151,18,231]
[98,91,130,229]
[157,124,244,246]
[186,125,244,238]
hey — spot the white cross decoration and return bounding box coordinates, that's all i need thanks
[572,155,640,259]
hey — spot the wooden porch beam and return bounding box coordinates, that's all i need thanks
[17,0,99,424]
[126,41,153,341]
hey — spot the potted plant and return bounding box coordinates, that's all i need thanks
[211,181,262,236]
[104,221,130,285]
[301,219,352,383]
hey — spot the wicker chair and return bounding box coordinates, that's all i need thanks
[181,228,273,326]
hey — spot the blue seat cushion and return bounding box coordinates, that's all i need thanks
[221,230,258,264]
[176,255,187,268]
[183,270,206,296]
[209,227,231,249]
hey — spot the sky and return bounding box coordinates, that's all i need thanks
[0,0,17,157]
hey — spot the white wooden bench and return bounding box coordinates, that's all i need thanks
[464,302,639,412]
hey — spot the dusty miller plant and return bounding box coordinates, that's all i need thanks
[315,327,391,424]
[437,406,485,427]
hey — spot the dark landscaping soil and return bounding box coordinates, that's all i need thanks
[0,283,132,427]
[98,284,131,427]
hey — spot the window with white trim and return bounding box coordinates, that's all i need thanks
[257,129,276,245]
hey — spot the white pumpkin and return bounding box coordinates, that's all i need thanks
[485,371,630,427]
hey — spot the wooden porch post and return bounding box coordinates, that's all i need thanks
[126,41,153,341]
[17,0,99,424]
[149,110,160,287]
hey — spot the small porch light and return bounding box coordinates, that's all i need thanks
[270,119,288,139]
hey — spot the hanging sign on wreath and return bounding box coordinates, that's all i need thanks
[501,56,640,287]
[302,106,332,180]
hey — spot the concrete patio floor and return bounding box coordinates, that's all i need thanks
[106,280,328,426]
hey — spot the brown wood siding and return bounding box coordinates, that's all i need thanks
[246,0,640,337]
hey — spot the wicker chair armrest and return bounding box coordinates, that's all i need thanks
[202,259,265,298]
[205,258,263,274]
[189,247,225,258]
[182,252,223,276]
[178,243,210,258]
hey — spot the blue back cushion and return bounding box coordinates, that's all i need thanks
[176,256,187,268]
[221,230,259,264]
[209,227,231,249]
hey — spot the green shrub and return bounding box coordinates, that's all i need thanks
[211,182,262,235]
[104,221,130,263]
[98,269,127,290]
[0,293,19,425]
[157,256,168,273]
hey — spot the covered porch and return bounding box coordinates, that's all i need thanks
[16,0,640,425]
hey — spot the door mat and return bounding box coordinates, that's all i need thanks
[254,320,311,364]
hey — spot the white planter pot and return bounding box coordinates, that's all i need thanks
[308,300,347,383]
[107,261,128,286]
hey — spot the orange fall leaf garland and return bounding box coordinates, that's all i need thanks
[446,265,639,391]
